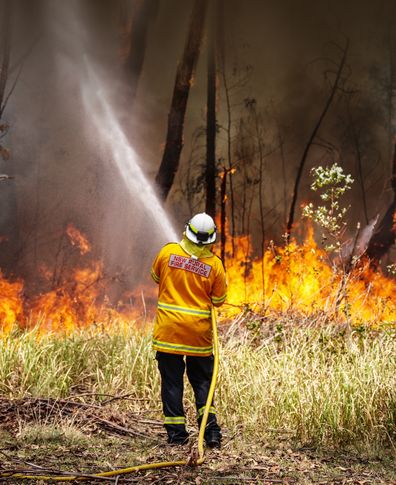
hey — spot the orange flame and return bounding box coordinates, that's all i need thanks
[0,224,156,334]
[0,221,395,334]
[223,225,395,324]
[0,271,23,333]
[29,262,103,332]
[66,224,91,255]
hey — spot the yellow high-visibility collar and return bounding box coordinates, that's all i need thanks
[179,235,213,259]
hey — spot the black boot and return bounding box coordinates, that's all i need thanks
[205,428,222,448]
[198,414,222,448]
[166,425,189,445]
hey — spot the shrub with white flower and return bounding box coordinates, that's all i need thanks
[302,163,354,252]
[387,263,396,276]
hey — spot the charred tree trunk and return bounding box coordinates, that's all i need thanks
[236,118,247,234]
[0,0,15,271]
[0,0,11,114]
[217,0,236,255]
[353,130,369,225]
[347,98,369,224]
[220,168,227,263]
[205,6,217,217]
[286,41,349,235]
[124,0,158,106]
[251,104,266,301]
[278,128,288,225]
[386,24,396,163]
[367,137,396,260]
[155,0,207,201]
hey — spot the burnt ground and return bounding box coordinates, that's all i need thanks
[0,397,395,484]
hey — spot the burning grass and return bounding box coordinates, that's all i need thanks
[1,315,395,452]
[1,223,395,333]
[224,227,396,324]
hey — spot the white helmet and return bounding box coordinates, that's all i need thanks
[185,213,217,245]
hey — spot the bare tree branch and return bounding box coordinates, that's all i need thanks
[286,39,349,235]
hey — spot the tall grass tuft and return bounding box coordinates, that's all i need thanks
[1,320,395,449]
[218,323,396,448]
[0,325,160,407]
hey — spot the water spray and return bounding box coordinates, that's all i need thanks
[81,59,178,243]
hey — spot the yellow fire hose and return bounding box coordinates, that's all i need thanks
[1,308,220,482]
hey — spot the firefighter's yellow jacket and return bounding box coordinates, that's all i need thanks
[151,241,227,357]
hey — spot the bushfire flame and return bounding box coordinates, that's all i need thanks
[0,272,23,334]
[0,226,156,334]
[66,223,91,255]
[224,226,395,324]
[0,223,395,334]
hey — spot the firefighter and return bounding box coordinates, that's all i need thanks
[151,213,227,447]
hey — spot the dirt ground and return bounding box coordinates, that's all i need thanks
[0,397,395,484]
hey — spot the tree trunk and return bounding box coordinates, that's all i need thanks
[286,41,349,235]
[0,0,15,272]
[277,126,288,225]
[257,119,266,300]
[205,4,217,217]
[155,0,208,201]
[0,0,11,113]
[386,23,396,163]
[217,0,235,256]
[346,98,369,224]
[220,168,227,263]
[366,138,396,260]
[124,0,158,107]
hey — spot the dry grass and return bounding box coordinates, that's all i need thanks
[1,314,395,452]
[1,314,396,483]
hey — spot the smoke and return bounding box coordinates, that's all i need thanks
[1,0,177,294]
[179,0,396,243]
[1,0,395,286]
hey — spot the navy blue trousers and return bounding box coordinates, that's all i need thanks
[156,351,221,442]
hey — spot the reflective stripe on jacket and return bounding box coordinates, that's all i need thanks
[151,242,227,356]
